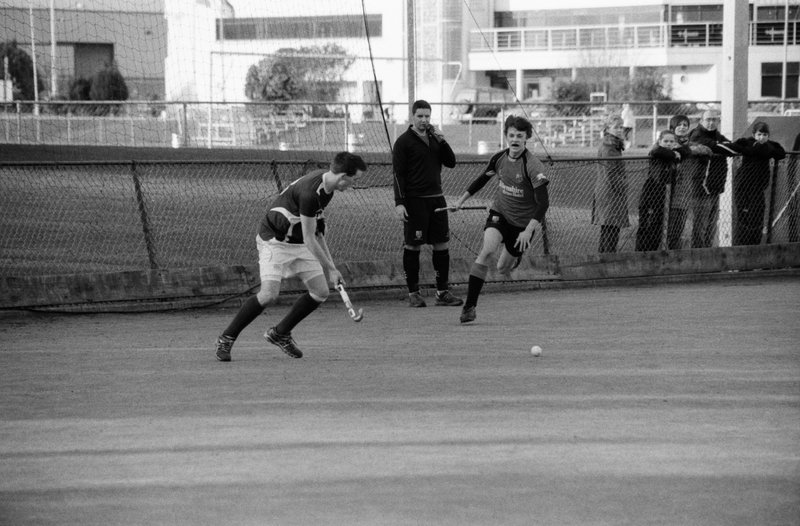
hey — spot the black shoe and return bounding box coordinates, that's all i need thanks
[408,291,427,308]
[460,305,476,323]
[215,335,234,362]
[435,289,464,306]
[265,327,303,358]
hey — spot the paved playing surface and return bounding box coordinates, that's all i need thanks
[1,276,799,525]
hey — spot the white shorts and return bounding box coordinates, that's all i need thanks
[256,235,324,283]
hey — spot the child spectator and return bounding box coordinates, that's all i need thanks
[732,121,786,245]
[635,130,691,251]
[665,115,713,249]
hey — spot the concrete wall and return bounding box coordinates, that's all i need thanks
[3,244,799,312]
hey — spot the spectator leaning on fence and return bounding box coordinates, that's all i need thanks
[666,114,713,250]
[731,121,786,246]
[635,130,690,252]
[392,99,463,308]
[592,115,629,253]
[686,109,738,248]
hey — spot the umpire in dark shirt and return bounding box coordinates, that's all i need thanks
[392,100,463,307]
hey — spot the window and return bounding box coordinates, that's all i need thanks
[216,15,381,40]
[670,5,723,23]
[761,62,799,98]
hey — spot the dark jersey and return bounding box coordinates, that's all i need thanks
[259,170,331,244]
[467,149,549,228]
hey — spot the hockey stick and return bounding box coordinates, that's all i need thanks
[336,283,364,322]
[434,206,488,213]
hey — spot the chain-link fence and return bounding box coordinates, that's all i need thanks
[1,154,797,278]
[2,100,798,154]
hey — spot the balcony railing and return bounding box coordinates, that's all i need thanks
[471,21,799,53]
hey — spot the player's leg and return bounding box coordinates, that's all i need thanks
[403,197,427,307]
[430,197,463,306]
[461,225,503,323]
[495,221,526,275]
[215,236,284,362]
[265,250,328,358]
[497,244,524,275]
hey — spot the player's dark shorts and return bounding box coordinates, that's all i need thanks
[403,195,450,246]
[484,209,527,257]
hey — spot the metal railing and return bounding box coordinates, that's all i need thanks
[1,99,798,153]
[471,20,799,52]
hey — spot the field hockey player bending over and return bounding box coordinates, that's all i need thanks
[214,151,367,361]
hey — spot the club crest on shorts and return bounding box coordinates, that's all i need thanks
[490,215,500,223]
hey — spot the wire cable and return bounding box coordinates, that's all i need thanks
[460,0,554,164]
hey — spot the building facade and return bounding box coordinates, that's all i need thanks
[464,0,799,102]
[0,0,166,101]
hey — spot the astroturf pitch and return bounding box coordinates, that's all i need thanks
[1,275,798,525]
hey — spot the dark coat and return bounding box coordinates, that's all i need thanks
[732,137,786,195]
[687,125,737,196]
[591,133,629,227]
[392,126,456,206]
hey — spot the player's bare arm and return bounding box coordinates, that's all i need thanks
[315,230,344,287]
[515,219,540,251]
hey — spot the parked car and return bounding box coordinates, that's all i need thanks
[451,87,517,123]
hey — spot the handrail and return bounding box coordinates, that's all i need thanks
[470,20,798,52]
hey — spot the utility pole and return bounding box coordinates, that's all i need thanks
[50,0,57,97]
[718,0,749,247]
[406,0,415,116]
[29,2,39,114]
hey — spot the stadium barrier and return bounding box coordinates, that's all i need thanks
[1,154,798,311]
[1,100,798,153]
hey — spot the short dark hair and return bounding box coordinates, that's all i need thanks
[331,151,367,176]
[658,129,677,141]
[669,115,690,131]
[752,121,770,135]
[503,115,533,139]
[411,100,431,114]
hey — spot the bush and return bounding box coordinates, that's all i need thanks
[554,80,593,116]
[0,40,46,103]
[89,64,129,115]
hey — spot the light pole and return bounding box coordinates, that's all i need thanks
[50,0,56,97]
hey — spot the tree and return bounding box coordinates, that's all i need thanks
[0,40,46,102]
[89,63,129,115]
[244,43,355,114]
[68,77,91,101]
[553,80,593,116]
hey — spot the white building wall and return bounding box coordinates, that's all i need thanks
[165,0,408,105]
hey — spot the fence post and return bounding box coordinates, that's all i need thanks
[344,103,350,151]
[182,102,188,147]
[651,103,658,144]
[130,161,158,269]
[541,216,550,255]
[16,102,21,144]
[271,160,283,194]
[765,160,778,243]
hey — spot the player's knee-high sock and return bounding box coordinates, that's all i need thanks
[432,249,450,291]
[403,248,421,293]
[222,295,265,339]
[465,262,488,308]
[275,292,322,335]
